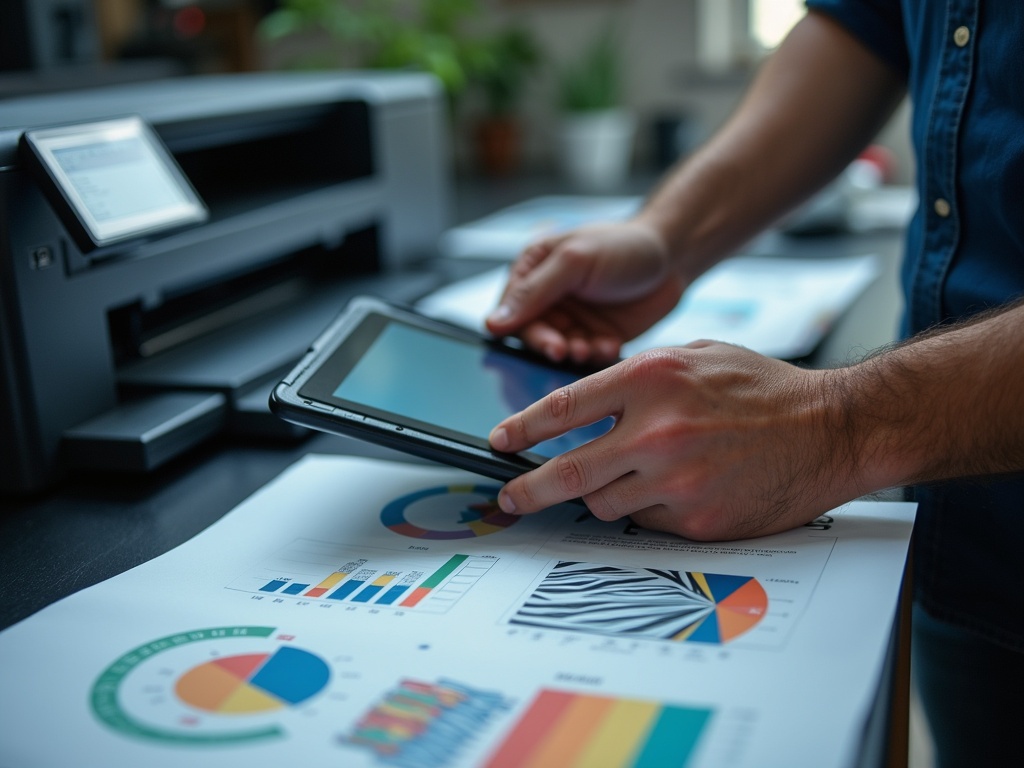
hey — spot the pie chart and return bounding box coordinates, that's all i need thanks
[673,572,768,644]
[175,646,330,714]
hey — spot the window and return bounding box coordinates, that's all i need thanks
[696,0,807,71]
[751,0,806,51]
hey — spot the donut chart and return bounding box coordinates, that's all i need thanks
[175,646,330,714]
[381,484,517,540]
[672,573,768,643]
[91,626,344,745]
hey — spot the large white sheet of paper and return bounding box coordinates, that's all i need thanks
[416,255,879,360]
[0,456,915,768]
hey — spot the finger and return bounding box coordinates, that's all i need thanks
[533,329,617,366]
[628,501,738,541]
[497,439,629,515]
[557,302,626,362]
[520,320,570,362]
[562,325,624,364]
[524,301,625,363]
[489,366,623,453]
[506,306,619,363]
[509,236,566,281]
[567,335,591,364]
[486,240,560,331]
[581,471,657,522]
[591,335,623,362]
[516,305,587,361]
[622,504,676,533]
[485,241,589,335]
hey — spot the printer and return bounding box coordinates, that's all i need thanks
[0,71,452,494]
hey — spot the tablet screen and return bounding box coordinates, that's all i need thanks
[300,313,613,460]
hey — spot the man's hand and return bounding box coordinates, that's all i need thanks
[484,221,685,365]
[489,301,1024,541]
[489,341,858,541]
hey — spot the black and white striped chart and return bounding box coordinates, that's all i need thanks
[507,559,808,649]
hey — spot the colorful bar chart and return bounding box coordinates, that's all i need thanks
[230,543,495,614]
[484,689,711,768]
[401,554,467,607]
[345,678,511,765]
[304,560,367,598]
[376,571,423,606]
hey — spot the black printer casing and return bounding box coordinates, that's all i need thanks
[0,72,451,494]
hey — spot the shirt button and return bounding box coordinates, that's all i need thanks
[954,26,971,47]
[934,198,952,217]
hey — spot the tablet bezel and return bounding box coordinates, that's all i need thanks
[270,296,607,482]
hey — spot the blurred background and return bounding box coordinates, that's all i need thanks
[0,0,912,185]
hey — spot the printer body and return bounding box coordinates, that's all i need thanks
[0,72,451,494]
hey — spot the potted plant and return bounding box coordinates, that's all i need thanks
[260,1,540,176]
[556,29,635,190]
[470,25,540,176]
[258,0,486,105]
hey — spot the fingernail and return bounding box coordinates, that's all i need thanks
[544,343,564,361]
[497,488,517,514]
[490,426,510,451]
[488,304,512,324]
[597,339,618,360]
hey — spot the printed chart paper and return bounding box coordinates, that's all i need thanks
[0,455,915,768]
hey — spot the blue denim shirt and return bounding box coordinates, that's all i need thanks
[806,0,1024,650]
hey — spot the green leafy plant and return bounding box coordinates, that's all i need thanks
[260,0,538,111]
[472,26,540,117]
[559,30,621,113]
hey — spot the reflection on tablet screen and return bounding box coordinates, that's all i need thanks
[333,321,612,459]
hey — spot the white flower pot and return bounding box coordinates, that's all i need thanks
[558,108,636,191]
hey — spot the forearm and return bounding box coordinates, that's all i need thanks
[841,302,1024,494]
[638,11,905,281]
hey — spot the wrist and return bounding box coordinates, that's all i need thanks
[822,362,909,497]
[840,307,1024,489]
[831,344,957,495]
[634,153,758,283]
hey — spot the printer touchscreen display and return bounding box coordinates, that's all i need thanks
[21,116,207,250]
[54,138,189,223]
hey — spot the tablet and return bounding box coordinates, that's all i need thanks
[19,116,208,252]
[270,296,614,481]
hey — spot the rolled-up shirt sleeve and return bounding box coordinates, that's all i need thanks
[805,0,909,77]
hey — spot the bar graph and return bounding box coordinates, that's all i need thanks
[229,540,496,614]
[484,689,712,768]
[344,678,511,765]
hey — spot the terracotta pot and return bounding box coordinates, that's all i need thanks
[475,116,522,177]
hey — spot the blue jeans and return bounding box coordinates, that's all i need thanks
[912,603,1024,768]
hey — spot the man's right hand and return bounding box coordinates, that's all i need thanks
[484,220,685,364]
